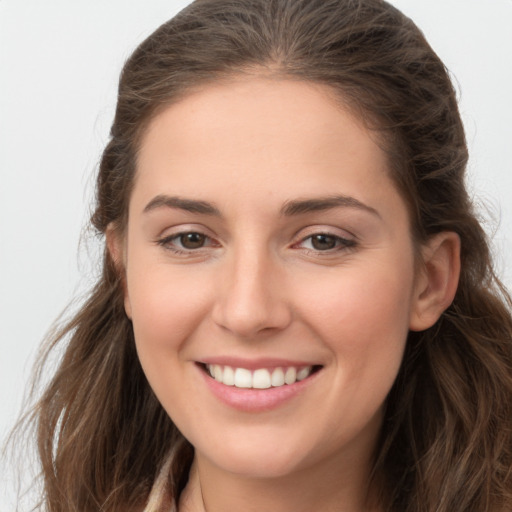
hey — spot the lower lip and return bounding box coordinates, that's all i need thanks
[198,366,320,412]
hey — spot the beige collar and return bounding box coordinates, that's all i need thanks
[142,454,175,512]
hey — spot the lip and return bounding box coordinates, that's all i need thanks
[196,361,322,412]
[198,356,320,370]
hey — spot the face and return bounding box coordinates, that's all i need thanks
[119,78,425,480]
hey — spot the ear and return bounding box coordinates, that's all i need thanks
[106,225,132,320]
[409,232,461,332]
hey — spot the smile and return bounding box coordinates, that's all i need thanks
[197,361,323,411]
[206,364,315,389]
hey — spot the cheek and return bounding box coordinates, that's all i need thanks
[125,267,214,424]
[125,261,213,367]
[322,275,412,341]
[297,260,414,382]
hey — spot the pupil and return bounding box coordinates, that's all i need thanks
[180,233,205,249]
[312,234,336,250]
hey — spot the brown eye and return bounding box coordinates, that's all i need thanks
[310,234,337,250]
[179,232,206,249]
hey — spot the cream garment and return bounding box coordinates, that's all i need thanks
[142,454,175,512]
[142,455,201,512]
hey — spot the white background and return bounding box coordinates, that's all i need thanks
[1,1,511,508]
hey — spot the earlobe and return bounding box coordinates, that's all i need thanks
[409,232,461,332]
[106,225,132,320]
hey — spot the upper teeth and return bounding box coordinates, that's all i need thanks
[206,364,313,389]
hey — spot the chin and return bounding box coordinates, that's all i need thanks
[195,432,316,479]
[213,454,305,479]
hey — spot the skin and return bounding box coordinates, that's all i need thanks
[112,77,460,512]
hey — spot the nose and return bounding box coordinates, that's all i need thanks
[211,247,292,338]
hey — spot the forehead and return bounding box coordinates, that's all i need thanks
[142,77,376,149]
[133,77,405,223]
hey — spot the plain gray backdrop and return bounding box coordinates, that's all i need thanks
[1,1,511,508]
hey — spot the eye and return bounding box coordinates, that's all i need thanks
[157,231,218,253]
[309,234,339,251]
[178,232,207,249]
[297,233,356,252]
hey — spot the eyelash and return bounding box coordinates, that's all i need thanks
[156,232,218,255]
[156,230,357,255]
[294,233,357,253]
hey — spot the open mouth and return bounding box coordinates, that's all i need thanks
[199,363,322,389]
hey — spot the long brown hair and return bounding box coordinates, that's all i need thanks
[14,0,512,510]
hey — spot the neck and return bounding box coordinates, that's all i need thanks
[179,450,382,512]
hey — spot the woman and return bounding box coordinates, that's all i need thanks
[14,0,512,510]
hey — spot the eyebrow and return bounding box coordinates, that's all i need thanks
[143,195,221,216]
[280,195,381,218]
[142,194,380,218]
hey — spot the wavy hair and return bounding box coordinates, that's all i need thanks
[14,0,512,510]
